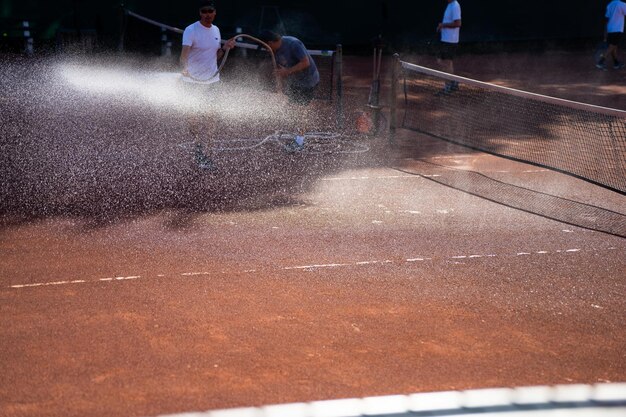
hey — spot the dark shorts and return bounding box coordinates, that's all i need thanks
[607,32,623,47]
[438,41,458,61]
[285,83,318,105]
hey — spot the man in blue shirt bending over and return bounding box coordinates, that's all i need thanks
[259,30,320,152]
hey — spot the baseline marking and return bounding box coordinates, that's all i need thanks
[5,247,620,290]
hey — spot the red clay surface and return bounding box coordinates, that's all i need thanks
[0,49,625,417]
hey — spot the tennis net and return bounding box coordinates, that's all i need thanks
[392,59,626,195]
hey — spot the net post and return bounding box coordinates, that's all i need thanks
[388,53,400,146]
[335,44,344,129]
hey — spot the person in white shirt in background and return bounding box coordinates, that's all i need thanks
[436,0,462,94]
[597,0,626,70]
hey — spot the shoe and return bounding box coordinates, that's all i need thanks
[284,136,305,153]
[435,86,452,96]
[194,146,215,171]
[435,81,458,96]
[197,158,215,171]
[614,61,625,69]
[596,59,607,70]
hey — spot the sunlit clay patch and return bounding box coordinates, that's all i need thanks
[57,64,290,122]
[59,65,188,106]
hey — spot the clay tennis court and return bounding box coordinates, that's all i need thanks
[0,46,625,417]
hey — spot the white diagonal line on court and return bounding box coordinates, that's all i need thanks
[282,263,350,270]
[4,247,616,289]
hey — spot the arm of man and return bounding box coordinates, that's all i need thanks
[437,19,462,32]
[217,38,236,60]
[180,45,191,75]
[276,55,310,78]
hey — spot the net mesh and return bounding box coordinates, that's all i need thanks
[394,163,626,238]
[398,61,626,195]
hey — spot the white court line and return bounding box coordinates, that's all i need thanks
[4,247,615,289]
[355,260,393,266]
[322,174,441,181]
[10,280,86,288]
[431,155,475,159]
[322,175,417,181]
[489,169,550,173]
[283,263,350,270]
[99,276,140,281]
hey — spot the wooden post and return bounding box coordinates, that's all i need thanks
[389,53,400,146]
[335,44,343,130]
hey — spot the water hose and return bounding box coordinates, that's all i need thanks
[185,34,281,91]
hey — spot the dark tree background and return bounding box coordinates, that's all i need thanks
[0,0,608,51]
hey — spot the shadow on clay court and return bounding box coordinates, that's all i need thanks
[0,56,390,228]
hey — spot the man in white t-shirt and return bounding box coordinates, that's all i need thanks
[180,0,234,82]
[436,0,462,94]
[597,0,626,70]
[180,0,235,170]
